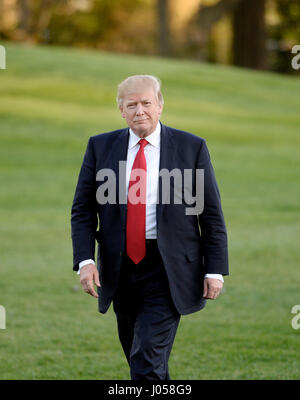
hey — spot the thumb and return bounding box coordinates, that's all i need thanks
[94,270,101,287]
[203,279,208,297]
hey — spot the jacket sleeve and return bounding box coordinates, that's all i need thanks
[197,139,229,275]
[71,137,98,271]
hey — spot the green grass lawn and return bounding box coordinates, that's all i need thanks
[0,42,300,380]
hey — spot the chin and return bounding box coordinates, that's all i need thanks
[134,124,151,134]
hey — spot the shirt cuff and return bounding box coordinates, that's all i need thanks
[77,259,95,275]
[204,273,224,283]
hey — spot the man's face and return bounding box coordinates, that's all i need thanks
[120,85,163,137]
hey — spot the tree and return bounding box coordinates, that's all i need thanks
[191,0,241,60]
[156,0,172,56]
[191,0,268,70]
[269,0,300,73]
[232,0,267,70]
[18,0,30,38]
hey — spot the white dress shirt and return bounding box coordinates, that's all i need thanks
[78,123,223,282]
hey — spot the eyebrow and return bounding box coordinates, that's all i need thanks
[127,98,152,104]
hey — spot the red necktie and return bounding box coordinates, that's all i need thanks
[126,139,148,264]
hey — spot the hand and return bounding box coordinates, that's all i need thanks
[203,278,223,300]
[79,264,101,298]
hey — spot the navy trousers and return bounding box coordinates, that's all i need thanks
[113,240,181,380]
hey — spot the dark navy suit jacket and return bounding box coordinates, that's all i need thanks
[71,122,229,315]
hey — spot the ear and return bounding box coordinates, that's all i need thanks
[119,107,125,118]
[158,103,163,116]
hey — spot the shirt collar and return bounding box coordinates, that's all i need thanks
[128,122,161,150]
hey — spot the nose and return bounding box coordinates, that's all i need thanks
[135,103,144,116]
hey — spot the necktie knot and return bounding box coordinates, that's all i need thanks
[139,139,148,149]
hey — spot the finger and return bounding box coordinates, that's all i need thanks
[211,288,222,299]
[206,294,216,300]
[204,289,216,300]
[86,282,99,298]
[203,282,216,299]
[207,283,222,298]
[83,285,89,293]
[94,271,101,287]
[81,278,99,298]
[83,282,91,293]
[80,279,89,292]
[203,280,208,297]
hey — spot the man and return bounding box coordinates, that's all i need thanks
[71,75,229,380]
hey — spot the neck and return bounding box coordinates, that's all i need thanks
[131,122,159,138]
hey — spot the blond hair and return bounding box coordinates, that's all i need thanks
[117,75,164,108]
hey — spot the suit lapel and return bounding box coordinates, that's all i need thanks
[156,123,176,228]
[112,128,129,228]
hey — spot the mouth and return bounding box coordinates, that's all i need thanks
[134,119,148,123]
